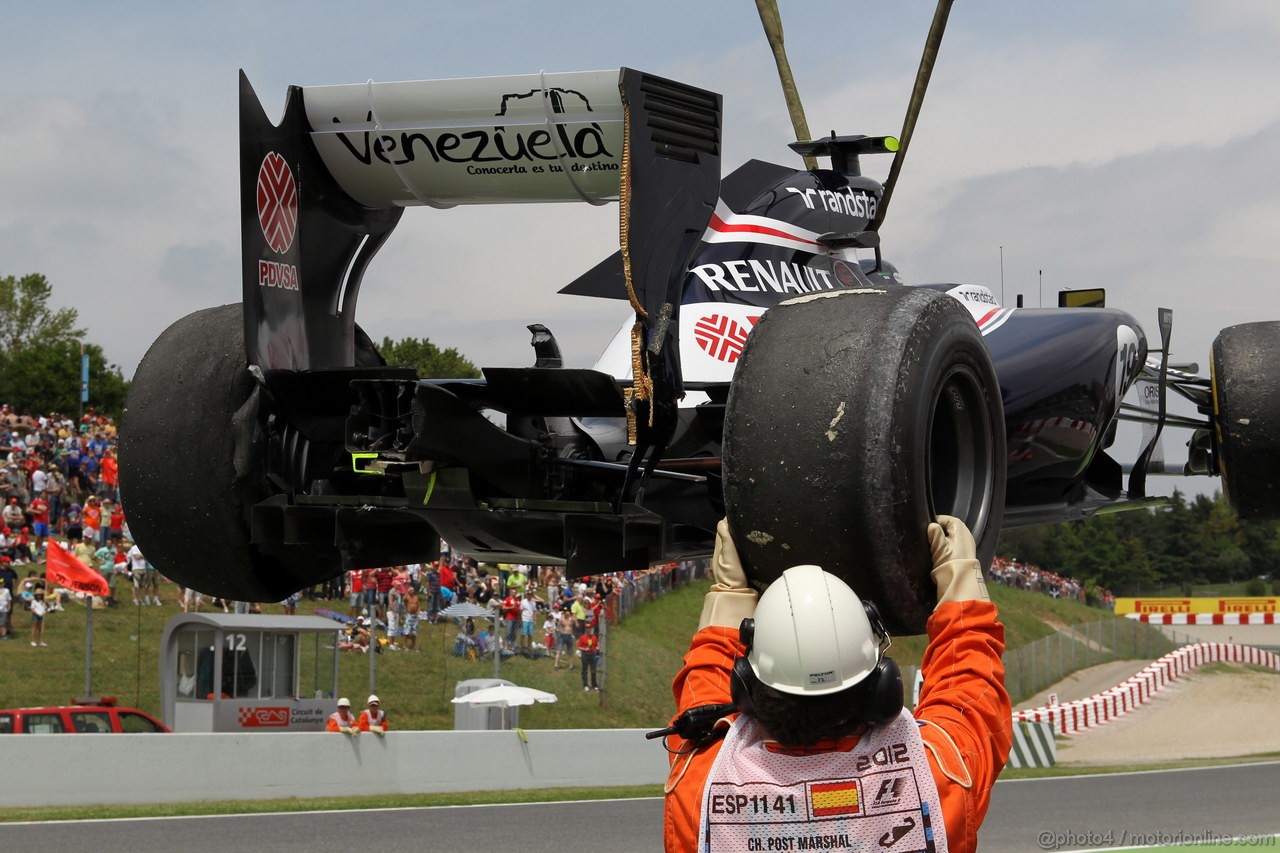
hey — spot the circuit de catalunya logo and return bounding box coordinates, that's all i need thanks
[238,706,290,728]
[256,152,298,254]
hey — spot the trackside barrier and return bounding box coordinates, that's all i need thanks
[1005,721,1056,768]
[1013,642,1280,736]
[0,728,670,809]
[1126,613,1277,625]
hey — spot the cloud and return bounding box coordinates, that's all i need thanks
[901,119,1280,366]
[158,242,238,294]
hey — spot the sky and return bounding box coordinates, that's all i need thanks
[3,0,1279,499]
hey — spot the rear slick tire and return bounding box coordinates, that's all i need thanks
[1212,321,1280,519]
[723,287,1005,635]
[120,304,320,601]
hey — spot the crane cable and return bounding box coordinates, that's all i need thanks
[755,0,817,171]
[872,0,954,232]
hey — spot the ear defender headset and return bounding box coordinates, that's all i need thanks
[731,599,904,727]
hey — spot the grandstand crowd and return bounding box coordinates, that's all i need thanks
[989,555,1115,609]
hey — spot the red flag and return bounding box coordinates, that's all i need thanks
[45,539,110,597]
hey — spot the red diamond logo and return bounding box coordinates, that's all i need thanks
[256,152,298,255]
[694,314,754,363]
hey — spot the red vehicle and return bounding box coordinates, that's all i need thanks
[0,698,169,734]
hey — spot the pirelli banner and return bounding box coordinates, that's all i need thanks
[1115,597,1278,624]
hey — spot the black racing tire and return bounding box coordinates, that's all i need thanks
[120,304,325,601]
[1212,321,1280,519]
[723,287,1006,635]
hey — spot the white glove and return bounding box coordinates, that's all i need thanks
[371,725,385,736]
[927,515,989,606]
[342,726,359,736]
[698,519,759,630]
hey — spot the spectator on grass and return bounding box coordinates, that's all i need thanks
[63,503,82,543]
[106,500,125,543]
[127,541,157,605]
[555,606,576,669]
[519,588,542,654]
[338,618,372,653]
[500,589,520,651]
[29,588,47,647]
[0,555,16,599]
[402,587,420,652]
[0,581,11,640]
[424,561,442,621]
[346,568,363,619]
[81,496,102,547]
[374,566,395,621]
[578,628,600,691]
[2,497,23,531]
[28,495,49,554]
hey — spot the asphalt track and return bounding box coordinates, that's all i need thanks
[2,762,1276,852]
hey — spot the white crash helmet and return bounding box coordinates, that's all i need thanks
[746,564,883,697]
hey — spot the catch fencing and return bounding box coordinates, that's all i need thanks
[1003,616,1176,705]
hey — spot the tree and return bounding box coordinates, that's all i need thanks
[0,273,84,355]
[377,336,480,379]
[995,487,1280,597]
[0,273,127,418]
[0,340,128,418]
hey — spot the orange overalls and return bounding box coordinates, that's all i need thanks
[663,599,1011,853]
[358,708,389,732]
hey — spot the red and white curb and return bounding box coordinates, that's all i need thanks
[1124,612,1277,624]
[1012,643,1280,736]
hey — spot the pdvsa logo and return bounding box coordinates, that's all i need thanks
[694,314,758,363]
[238,706,290,728]
[257,152,298,254]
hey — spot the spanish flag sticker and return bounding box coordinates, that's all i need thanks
[811,781,861,816]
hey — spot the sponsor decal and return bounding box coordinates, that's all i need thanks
[331,107,614,173]
[237,706,290,728]
[832,260,859,288]
[1114,325,1142,403]
[1219,598,1277,614]
[1134,599,1192,614]
[256,152,298,254]
[1115,597,1277,616]
[810,780,861,817]
[785,185,878,220]
[258,260,300,291]
[950,286,1000,308]
[690,260,835,294]
[693,313,759,363]
[495,86,592,116]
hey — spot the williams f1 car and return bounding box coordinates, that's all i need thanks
[120,67,1280,633]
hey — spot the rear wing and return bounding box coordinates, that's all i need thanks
[239,67,722,437]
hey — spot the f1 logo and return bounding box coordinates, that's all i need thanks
[874,777,905,806]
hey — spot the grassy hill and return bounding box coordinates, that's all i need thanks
[0,576,1168,730]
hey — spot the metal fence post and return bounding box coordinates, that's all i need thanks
[1031,639,1037,695]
